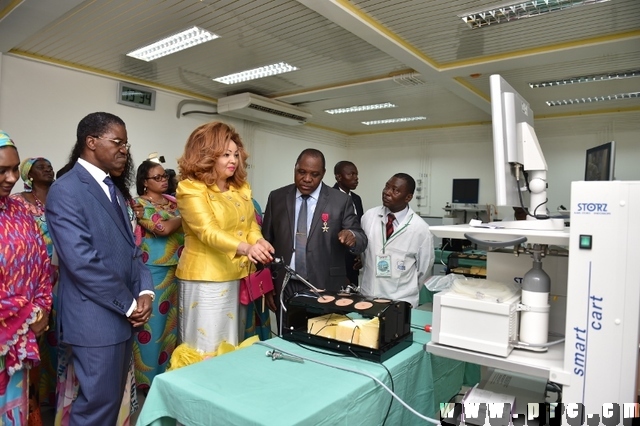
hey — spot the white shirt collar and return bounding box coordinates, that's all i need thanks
[336,186,350,196]
[384,205,409,224]
[296,182,323,200]
[77,157,109,183]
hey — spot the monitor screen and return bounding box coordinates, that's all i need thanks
[452,179,479,204]
[489,75,563,229]
[585,141,615,181]
[490,74,547,208]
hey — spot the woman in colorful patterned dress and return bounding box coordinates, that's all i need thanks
[10,157,58,413]
[0,130,53,425]
[133,160,183,393]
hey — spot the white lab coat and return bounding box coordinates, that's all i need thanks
[360,205,434,307]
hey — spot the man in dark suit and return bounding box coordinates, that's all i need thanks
[333,160,364,287]
[47,112,153,426]
[263,149,367,313]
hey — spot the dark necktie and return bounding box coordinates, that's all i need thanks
[295,195,309,278]
[386,213,395,240]
[103,176,127,228]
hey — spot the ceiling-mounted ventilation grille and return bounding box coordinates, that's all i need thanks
[217,93,311,125]
[247,103,308,122]
[392,73,426,87]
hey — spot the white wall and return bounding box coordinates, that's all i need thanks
[349,126,497,217]
[0,55,347,203]
[0,54,217,180]
[350,114,640,220]
[1,54,638,216]
[243,124,348,208]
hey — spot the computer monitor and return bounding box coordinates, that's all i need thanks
[489,74,564,230]
[452,178,479,204]
[585,141,615,181]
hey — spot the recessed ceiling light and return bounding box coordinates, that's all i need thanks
[459,0,610,29]
[127,26,219,62]
[213,62,298,85]
[325,103,396,114]
[546,92,639,106]
[530,69,640,88]
[362,117,427,125]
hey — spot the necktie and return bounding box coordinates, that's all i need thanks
[386,213,395,240]
[295,195,309,278]
[104,176,127,227]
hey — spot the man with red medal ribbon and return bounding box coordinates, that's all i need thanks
[262,149,367,317]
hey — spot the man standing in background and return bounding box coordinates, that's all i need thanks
[333,161,364,287]
[359,173,434,308]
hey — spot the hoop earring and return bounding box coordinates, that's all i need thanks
[144,187,147,193]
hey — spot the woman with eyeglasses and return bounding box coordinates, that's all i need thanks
[176,121,274,355]
[133,160,183,392]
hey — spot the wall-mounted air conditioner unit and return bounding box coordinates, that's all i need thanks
[216,93,311,126]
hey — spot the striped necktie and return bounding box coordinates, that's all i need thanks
[386,213,395,239]
[295,195,310,278]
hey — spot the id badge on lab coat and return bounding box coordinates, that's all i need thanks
[376,254,391,277]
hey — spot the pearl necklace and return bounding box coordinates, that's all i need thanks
[32,192,45,209]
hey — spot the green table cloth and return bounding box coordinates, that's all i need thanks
[136,309,478,426]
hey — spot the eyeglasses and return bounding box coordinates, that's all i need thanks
[92,136,131,151]
[146,173,169,182]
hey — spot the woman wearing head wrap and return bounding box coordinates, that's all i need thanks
[10,156,58,411]
[11,157,55,253]
[0,130,54,425]
[13,157,57,410]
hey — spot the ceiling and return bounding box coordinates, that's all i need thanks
[1,0,639,135]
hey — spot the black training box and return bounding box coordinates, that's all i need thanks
[282,291,412,362]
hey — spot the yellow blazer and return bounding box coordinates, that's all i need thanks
[175,179,263,282]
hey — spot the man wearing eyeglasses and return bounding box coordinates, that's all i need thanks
[47,112,153,425]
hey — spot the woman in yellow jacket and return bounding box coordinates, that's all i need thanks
[176,122,274,353]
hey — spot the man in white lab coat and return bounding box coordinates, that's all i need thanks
[359,173,434,307]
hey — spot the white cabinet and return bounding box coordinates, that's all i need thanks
[427,181,640,417]
[426,224,570,382]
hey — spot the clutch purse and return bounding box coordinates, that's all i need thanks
[239,267,274,305]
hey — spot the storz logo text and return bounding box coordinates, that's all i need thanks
[575,203,610,215]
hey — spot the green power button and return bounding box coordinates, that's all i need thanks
[579,235,592,249]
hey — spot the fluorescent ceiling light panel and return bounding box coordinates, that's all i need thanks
[530,69,640,88]
[459,0,610,29]
[213,62,298,84]
[546,92,639,106]
[325,103,396,114]
[127,26,218,62]
[362,116,427,125]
